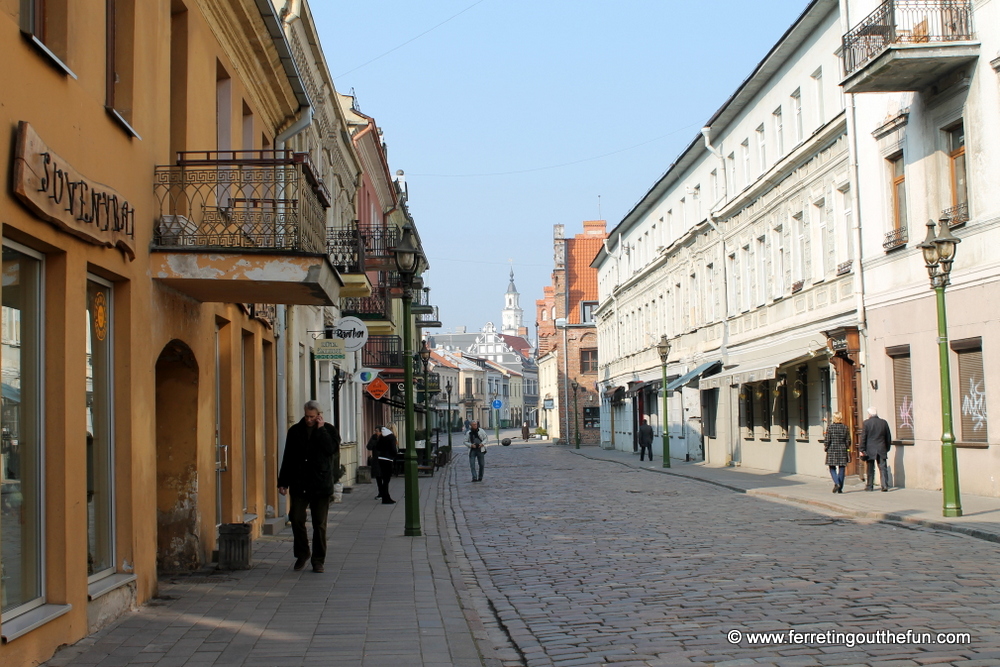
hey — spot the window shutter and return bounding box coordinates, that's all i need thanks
[958,348,987,442]
[892,354,914,440]
[802,217,812,281]
[782,222,792,290]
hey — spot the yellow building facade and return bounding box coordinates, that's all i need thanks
[0,1,342,662]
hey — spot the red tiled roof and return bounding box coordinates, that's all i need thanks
[567,225,606,324]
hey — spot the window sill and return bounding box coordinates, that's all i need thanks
[23,33,77,79]
[88,573,137,601]
[106,107,142,140]
[891,440,914,446]
[956,441,989,449]
[1,603,72,643]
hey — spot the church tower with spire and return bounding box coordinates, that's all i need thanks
[501,267,523,335]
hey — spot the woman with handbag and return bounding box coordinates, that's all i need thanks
[824,412,851,494]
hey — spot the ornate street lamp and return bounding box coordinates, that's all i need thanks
[419,341,432,466]
[445,379,453,458]
[656,335,672,468]
[572,380,580,449]
[916,218,963,517]
[394,223,422,536]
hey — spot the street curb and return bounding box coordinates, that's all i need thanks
[569,449,1000,545]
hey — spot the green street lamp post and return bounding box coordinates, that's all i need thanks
[571,379,580,449]
[657,335,672,468]
[419,341,431,467]
[916,218,963,517]
[394,223,422,536]
[445,379,453,458]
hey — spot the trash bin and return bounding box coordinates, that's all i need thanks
[218,523,252,570]
[357,465,372,484]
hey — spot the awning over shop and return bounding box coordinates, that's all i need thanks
[666,360,722,391]
[699,348,826,389]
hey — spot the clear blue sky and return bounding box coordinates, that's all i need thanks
[312,0,812,339]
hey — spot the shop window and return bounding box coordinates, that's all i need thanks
[1,242,44,617]
[583,407,600,429]
[774,374,789,439]
[953,338,986,443]
[580,349,598,373]
[86,278,115,579]
[819,367,832,429]
[739,385,754,439]
[888,346,913,442]
[756,381,771,438]
[106,0,137,135]
[794,366,809,440]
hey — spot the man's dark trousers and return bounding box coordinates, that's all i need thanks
[865,456,890,491]
[639,443,653,461]
[289,493,331,567]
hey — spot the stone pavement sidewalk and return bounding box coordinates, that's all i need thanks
[572,446,1000,543]
[44,460,504,667]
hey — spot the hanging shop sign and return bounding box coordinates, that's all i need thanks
[332,316,369,352]
[313,338,346,361]
[13,122,136,260]
[366,377,389,400]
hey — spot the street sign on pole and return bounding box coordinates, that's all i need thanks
[492,399,503,409]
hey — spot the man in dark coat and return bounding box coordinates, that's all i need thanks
[637,419,654,462]
[860,406,892,492]
[278,400,340,572]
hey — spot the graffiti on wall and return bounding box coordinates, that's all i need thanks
[962,378,987,432]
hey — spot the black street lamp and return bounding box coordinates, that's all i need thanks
[445,379,453,458]
[916,218,963,517]
[571,379,580,449]
[393,223,422,537]
[419,340,431,466]
[656,335,672,468]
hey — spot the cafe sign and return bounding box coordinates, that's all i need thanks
[13,122,136,260]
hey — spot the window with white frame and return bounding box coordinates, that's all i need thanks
[774,224,787,297]
[791,88,803,144]
[741,140,750,187]
[773,107,784,156]
[756,236,767,306]
[756,124,766,173]
[946,122,967,212]
[727,153,736,196]
[811,68,824,128]
[888,153,907,232]
[741,245,752,310]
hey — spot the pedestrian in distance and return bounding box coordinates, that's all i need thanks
[637,418,654,462]
[860,406,892,492]
[522,421,530,441]
[824,411,851,494]
[373,425,398,505]
[465,420,489,482]
[464,418,471,434]
[365,427,382,498]
[277,400,340,573]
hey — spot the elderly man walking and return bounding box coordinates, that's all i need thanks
[278,400,339,572]
[860,406,892,492]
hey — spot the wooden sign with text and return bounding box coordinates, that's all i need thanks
[13,121,136,260]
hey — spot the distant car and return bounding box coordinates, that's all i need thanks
[501,438,511,446]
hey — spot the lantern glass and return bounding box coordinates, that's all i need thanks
[656,334,671,363]
[394,224,418,275]
[918,221,939,267]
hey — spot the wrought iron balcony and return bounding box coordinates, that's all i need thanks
[460,393,479,405]
[151,150,339,305]
[327,226,365,274]
[942,202,969,228]
[359,224,399,271]
[883,226,908,251]
[362,335,403,370]
[342,285,393,323]
[841,0,977,93]
[416,305,442,329]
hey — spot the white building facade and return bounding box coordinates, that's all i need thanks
[595,0,865,473]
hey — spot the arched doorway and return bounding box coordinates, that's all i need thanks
[155,340,201,572]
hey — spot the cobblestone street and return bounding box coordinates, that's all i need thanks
[448,443,1000,667]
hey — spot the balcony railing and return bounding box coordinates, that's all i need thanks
[362,335,403,369]
[359,225,399,269]
[942,202,969,228]
[883,226,909,251]
[327,227,365,274]
[416,305,442,329]
[342,287,392,322]
[842,0,975,77]
[460,393,479,404]
[153,150,328,253]
[837,260,854,276]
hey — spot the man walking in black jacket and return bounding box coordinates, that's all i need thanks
[278,400,339,572]
[860,406,892,492]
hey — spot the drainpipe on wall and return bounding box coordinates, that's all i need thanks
[702,125,738,465]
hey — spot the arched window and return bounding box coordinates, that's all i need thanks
[541,309,548,321]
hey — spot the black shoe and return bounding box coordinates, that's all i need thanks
[382,499,396,504]
[294,557,309,571]
[881,488,889,492]
[312,563,325,573]
[477,477,483,482]
[832,485,839,493]
[865,488,874,492]
[837,487,843,494]
[375,495,382,500]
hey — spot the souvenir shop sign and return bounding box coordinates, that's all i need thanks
[13,122,136,260]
